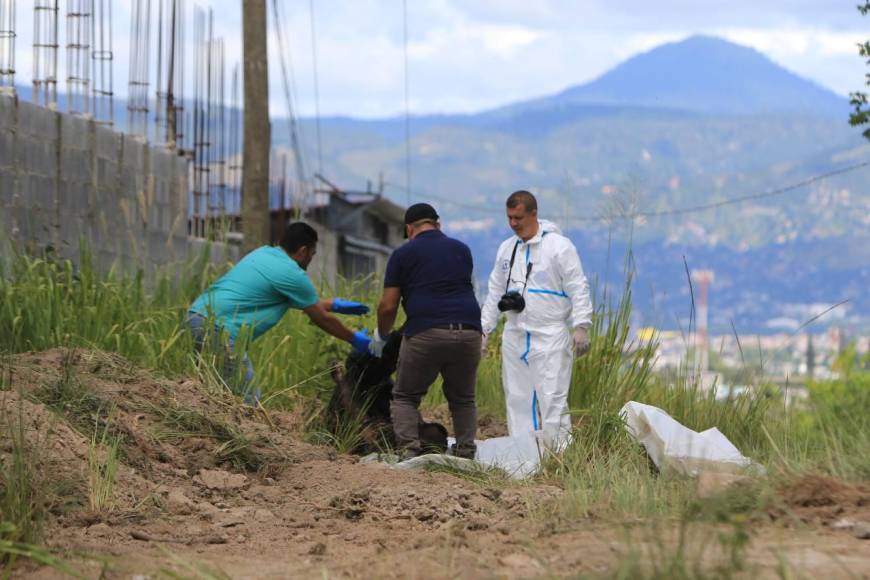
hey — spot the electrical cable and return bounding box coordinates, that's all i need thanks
[308,0,323,175]
[382,158,870,224]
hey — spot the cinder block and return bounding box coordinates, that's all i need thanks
[8,206,35,242]
[57,213,85,249]
[0,131,15,169]
[63,149,93,183]
[95,125,121,156]
[0,93,15,128]
[29,140,58,177]
[30,175,55,209]
[60,113,90,147]
[60,181,87,212]
[0,171,15,201]
[121,135,145,170]
[18,100,57,139]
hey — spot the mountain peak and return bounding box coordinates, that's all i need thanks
[529,35,847,117]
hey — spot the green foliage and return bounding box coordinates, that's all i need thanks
[850,2,870,140]
[0,521,81,578]
[0,248,378,410]
[0,398,103,576]
[87,420,121,513]
[1,245,868,529]
[34,349,113,438]
[802,371,870,478]
[154,404,266,472]
[609,518,752,579]
[0,400,46,552]
[308,398,374,456]
[0,249,211,376]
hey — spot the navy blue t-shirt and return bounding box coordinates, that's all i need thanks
[384,229,482,336]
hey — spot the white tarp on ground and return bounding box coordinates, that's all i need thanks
[458,435,543,479]
[619,401,757,477]
[364,401,758,480]
[360,435,545,480]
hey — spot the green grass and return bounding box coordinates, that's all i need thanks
[0,396,87,577]
[0,398,46,553]
[0,245,867,523]
[153,404,266,472]
[87,420,121,513]
[33,349,113,439]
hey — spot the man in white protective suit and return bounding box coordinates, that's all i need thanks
[481,190,593,449]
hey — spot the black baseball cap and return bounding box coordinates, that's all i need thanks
[403,203,439,237]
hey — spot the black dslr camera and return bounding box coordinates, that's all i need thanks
[498,290,526,313]
[498,244,533,313]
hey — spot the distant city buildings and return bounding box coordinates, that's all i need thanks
[638,326,868,382]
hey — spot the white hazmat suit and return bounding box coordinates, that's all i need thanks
[481,220,593,448]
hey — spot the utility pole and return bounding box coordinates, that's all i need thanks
[241,0,270,255]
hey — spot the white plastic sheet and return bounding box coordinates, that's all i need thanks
[619,401,757,476]
[464,435,543,479]
[360,435,545,480]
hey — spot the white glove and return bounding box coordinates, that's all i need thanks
[573,327,591,357]
[480,333,489,357]
[369,329,387,357]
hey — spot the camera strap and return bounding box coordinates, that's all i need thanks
[505,240,533,295]
[504,241,520,294]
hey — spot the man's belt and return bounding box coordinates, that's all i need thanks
[431,323,475,331]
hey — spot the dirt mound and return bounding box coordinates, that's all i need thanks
[0,348,545,577]
[4,349,870,578]
[7,349,331,476]
[777,474,870,528]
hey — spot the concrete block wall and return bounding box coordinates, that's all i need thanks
[0,94,189,275]
[0,94,347,290]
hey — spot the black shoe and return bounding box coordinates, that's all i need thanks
[450,443,476,460]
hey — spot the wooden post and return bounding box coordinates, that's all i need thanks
[241,0,270,254]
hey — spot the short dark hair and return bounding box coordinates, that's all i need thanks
[506,190,537,212]
[279,222,318,253]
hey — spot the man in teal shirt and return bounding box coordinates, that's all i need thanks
[188,222,371,401]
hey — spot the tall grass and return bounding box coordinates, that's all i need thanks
[87,420,121,513]
[1,246,867,502]
[0,247,381,406]
[0,398,46,550]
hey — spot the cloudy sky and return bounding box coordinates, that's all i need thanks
[5,1,868,118]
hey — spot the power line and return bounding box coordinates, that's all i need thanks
[632,159,870,219]
[308,0,323,175]
[271,0,310,210]
[383,158,870,224]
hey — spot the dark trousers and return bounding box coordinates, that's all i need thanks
[392,327,481,452]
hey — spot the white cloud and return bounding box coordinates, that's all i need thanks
[3,0,867,118]
[475,24,544,58]
[714,28,866,94]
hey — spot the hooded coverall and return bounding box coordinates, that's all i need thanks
[481,220,593,449]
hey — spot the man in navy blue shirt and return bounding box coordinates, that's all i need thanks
[372,203,482,459]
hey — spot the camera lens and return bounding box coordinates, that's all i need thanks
[497,292,525,313]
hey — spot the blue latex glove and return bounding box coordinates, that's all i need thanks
[350,329,372,354]
[331,298,370,315]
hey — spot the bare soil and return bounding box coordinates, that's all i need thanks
[2,349,869,579]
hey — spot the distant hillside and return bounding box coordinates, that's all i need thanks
[489,35,849,118]
[15,35,866,332]
[280,35,868,332]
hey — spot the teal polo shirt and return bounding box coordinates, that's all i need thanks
[190,246,319,339]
